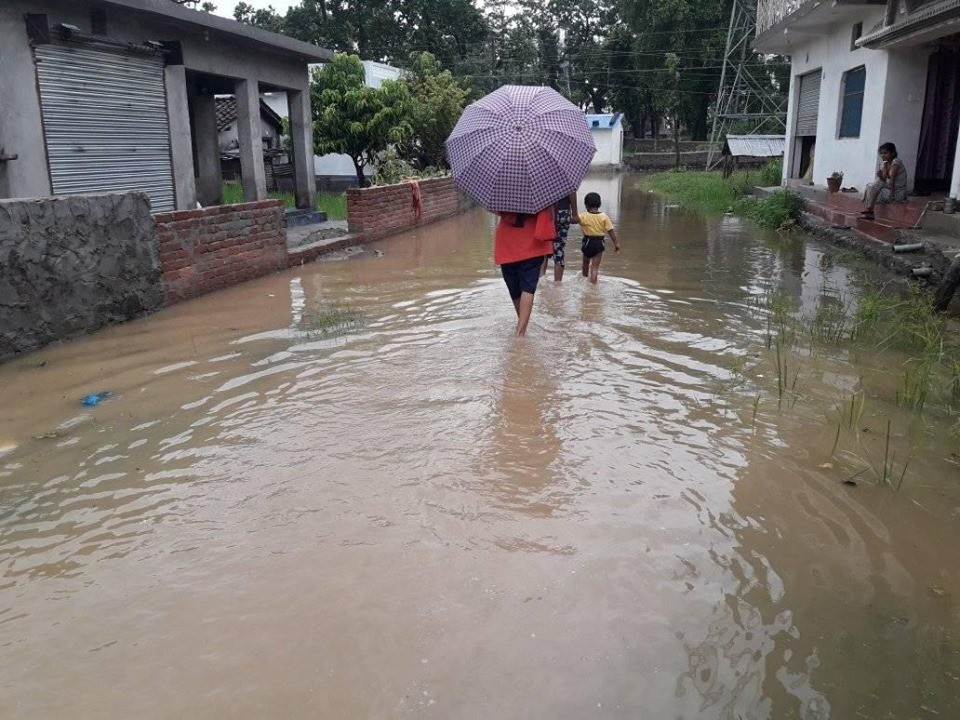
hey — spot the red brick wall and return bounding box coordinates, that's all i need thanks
[154,200,287,305]
[346,176,472,242]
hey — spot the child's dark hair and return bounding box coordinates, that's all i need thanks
[584,192,602,209]
[512,213,529,228]
[878,142,898,158]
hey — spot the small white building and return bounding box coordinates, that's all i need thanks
[755,0,960,199]
[585,113,624,167]
[263,60,406,188]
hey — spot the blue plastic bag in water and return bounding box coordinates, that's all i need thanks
[81,391,111,407]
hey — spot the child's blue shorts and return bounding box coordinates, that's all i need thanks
[500,256,542,300]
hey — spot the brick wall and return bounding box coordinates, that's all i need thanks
[155,200,287,305]
[346,176,472,242]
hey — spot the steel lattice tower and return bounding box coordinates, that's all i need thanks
[705,0,788,169]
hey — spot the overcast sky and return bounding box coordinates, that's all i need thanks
[212,0,298,18]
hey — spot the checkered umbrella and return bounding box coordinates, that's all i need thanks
[445,85,596,214]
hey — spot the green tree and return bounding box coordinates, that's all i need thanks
[654,52,683,166]
[233,2,286,32]
[623,0,728,140]
[311,54,413,187]
[402,52,468,168]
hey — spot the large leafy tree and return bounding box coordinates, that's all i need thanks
[311,54,413,186]
[402,52,469,168]
[623,0,728,140]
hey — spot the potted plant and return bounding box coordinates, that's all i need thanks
[827,170,843,193]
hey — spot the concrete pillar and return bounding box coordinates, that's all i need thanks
[288,87,317,210]
[235,78,267,202]
[192,91,222,206]
[164,65,197,210]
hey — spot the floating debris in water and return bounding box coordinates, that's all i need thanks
[300,305,368,338]
[81,391,111,407]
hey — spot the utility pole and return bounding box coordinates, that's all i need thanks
[706,0,787,169]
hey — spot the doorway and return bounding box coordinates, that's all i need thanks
[916,44,960,194]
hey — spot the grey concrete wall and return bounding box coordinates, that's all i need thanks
[0,193,162,360]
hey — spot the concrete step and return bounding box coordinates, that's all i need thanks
[805,200,900,243]
[284,208,328,228]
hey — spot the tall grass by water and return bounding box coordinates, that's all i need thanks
[741,281,960,490]
[646,161,802,231]
[221,181,347,221]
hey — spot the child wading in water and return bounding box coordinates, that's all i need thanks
[578,192,621,283]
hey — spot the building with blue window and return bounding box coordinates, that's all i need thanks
[755,0,960,200]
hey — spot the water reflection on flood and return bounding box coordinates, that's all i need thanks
[1,174,959,718]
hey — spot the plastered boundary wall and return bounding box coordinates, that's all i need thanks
[0,193,161,360]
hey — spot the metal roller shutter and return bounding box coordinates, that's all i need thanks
[795,70,821,137]
[34,43,175,212]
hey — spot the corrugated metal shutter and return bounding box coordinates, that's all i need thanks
[34,44,175,212]
[796,70,821,137]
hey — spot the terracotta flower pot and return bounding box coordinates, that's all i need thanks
[827,177,842,193]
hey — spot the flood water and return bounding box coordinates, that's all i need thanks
[2,174,960,718]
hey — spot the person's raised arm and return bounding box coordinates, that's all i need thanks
[570,192,579,224]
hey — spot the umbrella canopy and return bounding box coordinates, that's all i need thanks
[445,85,596,214]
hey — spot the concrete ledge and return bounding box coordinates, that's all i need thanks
[801,212,952,285]
[288,233,365,265]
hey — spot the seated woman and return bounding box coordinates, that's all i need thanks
[861,142,908,218]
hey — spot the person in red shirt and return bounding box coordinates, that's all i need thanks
[494,209,555,337]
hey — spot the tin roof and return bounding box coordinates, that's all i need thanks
[723,134,785,157]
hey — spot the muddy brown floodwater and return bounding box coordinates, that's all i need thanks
[2,175,960,718]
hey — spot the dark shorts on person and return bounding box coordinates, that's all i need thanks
[500,256,543,299]
[581,235,605,259]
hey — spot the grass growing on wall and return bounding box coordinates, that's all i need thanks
[220,181,347,221]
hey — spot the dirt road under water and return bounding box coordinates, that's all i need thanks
[2,175,960,718]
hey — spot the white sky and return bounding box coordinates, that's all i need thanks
[212,0,299,18]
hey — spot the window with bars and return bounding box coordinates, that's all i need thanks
[839,66,865,138]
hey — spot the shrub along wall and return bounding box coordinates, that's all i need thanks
[0,193,162,361]
[346,177,473,242]
[154,200,287,304]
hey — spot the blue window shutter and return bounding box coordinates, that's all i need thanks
[839,67,865,138]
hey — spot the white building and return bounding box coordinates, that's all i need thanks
[755,0,960,200]
[585,113,624,167]
[263,60,406,188]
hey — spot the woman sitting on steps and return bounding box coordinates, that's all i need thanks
[861,142,908,219]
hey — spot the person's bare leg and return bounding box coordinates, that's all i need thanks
[512,297,521,317]
[555,262,564,282]
[515,292,535,336]
[589,253,603,284]
[582,255,590,277]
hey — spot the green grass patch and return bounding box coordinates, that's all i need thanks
[221,181,347,221]
[646,162,801,231]
[317,192,347,221]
